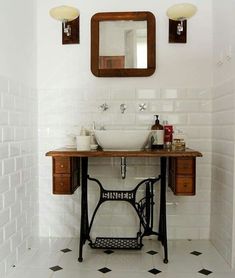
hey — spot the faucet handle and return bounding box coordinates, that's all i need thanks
[99,103,109,111]
[120,103,127,113]
[138,103,147,112]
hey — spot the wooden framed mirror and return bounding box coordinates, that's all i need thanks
[91,11,156,77]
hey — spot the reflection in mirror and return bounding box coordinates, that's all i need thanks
[91,12,156,77]
[99,21,147,69]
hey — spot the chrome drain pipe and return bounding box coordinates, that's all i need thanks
[121,157,127,179]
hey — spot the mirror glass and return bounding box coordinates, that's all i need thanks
[91,12,156,77]
[99,20,147,69]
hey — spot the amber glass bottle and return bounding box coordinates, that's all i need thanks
[151,115,164,149]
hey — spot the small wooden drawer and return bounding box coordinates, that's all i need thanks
[52,157,80,194]
[168,157,196,196]
[176,158,194,174]
[53,175,72,194]
[175,176,195,195]
[54,157,71,174]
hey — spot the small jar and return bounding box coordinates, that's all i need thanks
[172,139,185,151]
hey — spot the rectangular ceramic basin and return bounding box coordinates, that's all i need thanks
[94,130,150,151]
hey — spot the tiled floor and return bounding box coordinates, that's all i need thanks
[6,238,235,278]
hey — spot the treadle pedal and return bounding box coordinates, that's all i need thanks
[90,237,142,250]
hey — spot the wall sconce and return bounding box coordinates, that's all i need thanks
[49,5,80,44]
[166,3,197,43]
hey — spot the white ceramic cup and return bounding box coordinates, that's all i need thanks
[76,136,91,151]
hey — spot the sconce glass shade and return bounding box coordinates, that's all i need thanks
[49,5,79,22]
[166,3,197,21]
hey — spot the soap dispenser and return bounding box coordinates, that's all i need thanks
[151,115,164,149]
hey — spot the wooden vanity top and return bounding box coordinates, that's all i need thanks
[46,148,202,158]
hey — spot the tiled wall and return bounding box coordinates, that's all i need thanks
[39,87,212,240]
[211,78,235,265]
[212,0,235,267]
[0,75,38,276]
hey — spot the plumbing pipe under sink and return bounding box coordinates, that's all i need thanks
[121,157,126,179]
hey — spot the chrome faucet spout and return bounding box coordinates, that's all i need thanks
[120,103,127,114]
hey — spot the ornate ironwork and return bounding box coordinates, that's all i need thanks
[87,175,160,250]
[78,156,168,264]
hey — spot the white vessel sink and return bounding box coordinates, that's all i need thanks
[94,130,150,151]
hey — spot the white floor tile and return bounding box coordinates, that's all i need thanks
[51,269,104,278]
[58,251,108,271]
[210,272,235,278]
[102,270,162,278]
[163,272,202,278]
[19,250,63,268]
[106,252,153,272]
[7,267,53,278]
[5,238,234,278]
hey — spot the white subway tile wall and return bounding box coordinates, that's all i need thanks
[211,78,235,266]
[0,75,38,276]
[38,87,212,242]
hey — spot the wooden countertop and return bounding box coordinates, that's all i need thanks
[46,148,202,158]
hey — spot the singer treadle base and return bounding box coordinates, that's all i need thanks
[90,237,142,250]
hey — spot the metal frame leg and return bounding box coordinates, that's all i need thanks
[78,157,89,262]
[77,156,168,263]
[159,157,168,264]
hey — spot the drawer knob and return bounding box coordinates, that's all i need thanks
[183,183,187,188]
[60,182,64,186]
[60,165,64,168]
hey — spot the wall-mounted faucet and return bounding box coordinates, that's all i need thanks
[120,103,127,113]
[138,103,147,112]
[99,103,109,112]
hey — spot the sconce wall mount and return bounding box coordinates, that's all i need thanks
[50,5,80,44]
[166,3,197,44]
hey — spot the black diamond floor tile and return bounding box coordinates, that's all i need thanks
[147,250,158,255]
[61,248,72,253]
[49,266,63,272]
[148,268,162,275]
[104,250,114,254]
[198,269,213,275]
[98,267,112,274]
[190,251,202,256]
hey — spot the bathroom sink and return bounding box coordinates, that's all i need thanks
[94,129,150,151]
